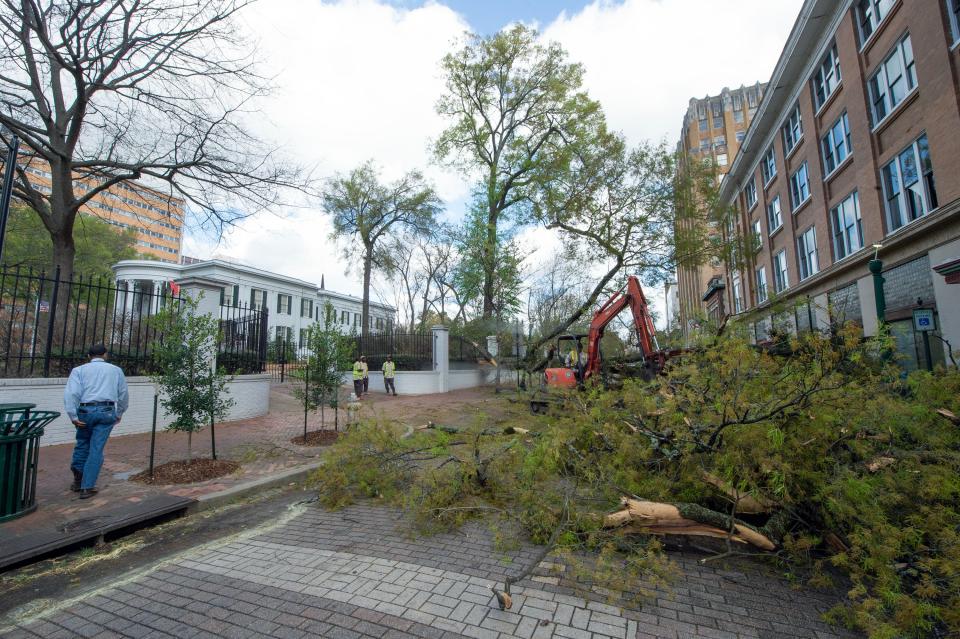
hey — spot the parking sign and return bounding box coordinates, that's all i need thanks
[912,308,934,332]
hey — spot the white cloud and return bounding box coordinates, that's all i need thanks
[187,0,802,327]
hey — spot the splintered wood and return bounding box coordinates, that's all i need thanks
[602,497,776,551]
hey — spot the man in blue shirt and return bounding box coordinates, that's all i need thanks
[64,344,129,499]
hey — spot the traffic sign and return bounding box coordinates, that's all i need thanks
[913,308,935,332]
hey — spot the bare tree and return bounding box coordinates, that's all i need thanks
[0,0,310,282]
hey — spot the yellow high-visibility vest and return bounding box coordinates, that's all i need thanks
[352,361,363,380]
[360,361,369,377]
[382,361,396,378]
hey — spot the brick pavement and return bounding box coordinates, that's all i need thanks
[3,503,861,639]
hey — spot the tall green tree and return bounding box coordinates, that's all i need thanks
[323,161,440,336]
[150,296,233,462]
[3,205,138,279]
[435,24,604,320]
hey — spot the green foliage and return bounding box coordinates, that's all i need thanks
[266,338,296,364]
[149,296,235,460]
[3,205,138,278]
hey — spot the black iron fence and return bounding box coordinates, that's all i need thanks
[217,302,268,375]
[350,331,433,371]
[0,265,182,378]
[450,334,492,365]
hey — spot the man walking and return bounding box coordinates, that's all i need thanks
[352,356,364,399]
[382,355,397,396]
[64,345,129,499]
[360,355,369,395]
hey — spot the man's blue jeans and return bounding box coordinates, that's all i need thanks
[71,404,117,490]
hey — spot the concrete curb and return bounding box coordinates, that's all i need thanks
[190,460,325,513]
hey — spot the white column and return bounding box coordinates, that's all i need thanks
[152,280,163,315]
[432,325,449,393]
[181,280,224,373]
[123,281,135,315]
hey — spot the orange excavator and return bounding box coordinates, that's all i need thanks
[531,276,679,413]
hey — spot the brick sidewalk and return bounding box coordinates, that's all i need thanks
[0,385,509,543]
[3,503,862,639]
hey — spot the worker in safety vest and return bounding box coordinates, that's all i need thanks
[382,355,397,396]
[567,346,584,382]
[352,357,364,399]
[360,355,369,395]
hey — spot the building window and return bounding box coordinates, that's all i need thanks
[732,275,743,313]
[713,115,723,129]
[882,133,937,232]
[949,0,960,43]
[275,326,292,343]
[756,267,768,303]
[744,178,758,210]
[856,0,895,45]
[277,294,292,315]
[697,103,706,119]
[789,162,811,210]
[716,153,728,166]
[354,313,360,327]
[220,284,238,307]
[773,250,789,293]
[812,44,842,110]
[734,110,744,124]
[831,191,864,260]
[761,147,777,185]
[340,310,348,325]
[782,104,803,155]
[699,118,708,132]
[713,135,725,148]
[797,226,819,281]
[250,288,266,309]
[767,195,783,233]
[747,88,758,108]
[732,93,742,110]
[752,220,762,250]
[736,131,746,143]
[699,140,710,153]
[821,112,852,176]
[869,35,916,126]
[301,298,313,318]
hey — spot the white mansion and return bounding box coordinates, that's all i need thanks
[112,258,396,347]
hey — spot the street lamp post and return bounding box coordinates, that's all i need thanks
[868,244,885,328]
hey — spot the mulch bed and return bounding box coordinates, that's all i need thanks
[290,430,341,446]
[130,458,240,485]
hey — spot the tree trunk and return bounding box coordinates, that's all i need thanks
[481,207,498,320]
[362,245,373,336]
[187,431,193,462]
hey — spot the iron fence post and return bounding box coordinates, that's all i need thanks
[209,376,217,460]
[42,267,60,377]
[303,364,309,439]
[149,394,158,478]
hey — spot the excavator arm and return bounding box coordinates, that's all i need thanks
[583,276,659,380]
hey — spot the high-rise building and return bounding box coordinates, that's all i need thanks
[675,83,767,334]
[16,158,185,263]
[716,0,960,371]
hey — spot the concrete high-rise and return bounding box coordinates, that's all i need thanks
[675,84,767,333]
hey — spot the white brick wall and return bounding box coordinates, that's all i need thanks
[0,374,271,447]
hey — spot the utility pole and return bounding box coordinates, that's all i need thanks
[0,133,19,266]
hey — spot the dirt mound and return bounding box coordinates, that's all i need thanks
[131,458,240,484]
[290,430,340,446]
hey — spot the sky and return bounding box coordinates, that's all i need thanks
[183,0,804,326]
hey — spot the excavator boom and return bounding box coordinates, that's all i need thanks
[583,276,659,380]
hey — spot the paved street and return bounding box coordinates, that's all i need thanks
[2,502,859,639]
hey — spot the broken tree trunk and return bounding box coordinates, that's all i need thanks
[701,472,776,514]
[603,497,777,551]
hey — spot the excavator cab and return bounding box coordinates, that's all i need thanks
[544,334,588,389]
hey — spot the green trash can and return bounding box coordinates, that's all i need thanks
[0,404,60,522]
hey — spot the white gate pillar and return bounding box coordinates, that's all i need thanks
[432,325,449,393]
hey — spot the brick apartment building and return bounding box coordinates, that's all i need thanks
[674,84,766,332]
[18,159,185,263]
[716,0,960,371]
